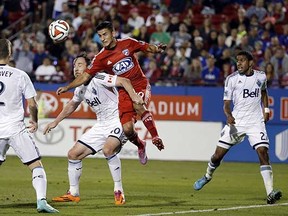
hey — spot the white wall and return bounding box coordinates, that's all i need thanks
[7,118,222,161]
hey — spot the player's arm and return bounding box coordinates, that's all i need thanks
[26,97,38,133]
[56,72,91,95]
[261,89,270,123]
[115,77,144,105]
[43,100,80,135]
[223,100,235,125]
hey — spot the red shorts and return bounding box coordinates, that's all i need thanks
[118,80,151,125]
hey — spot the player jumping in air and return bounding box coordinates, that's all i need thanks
[57,21,166,163]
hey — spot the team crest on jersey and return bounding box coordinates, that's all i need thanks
[256,79,262,87]
[122,49,129,56]
[112,57,134,75]
[92,87,97,95]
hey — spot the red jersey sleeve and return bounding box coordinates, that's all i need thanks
[127,37,149,53]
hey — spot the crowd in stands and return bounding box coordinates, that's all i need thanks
[1,0,288,88]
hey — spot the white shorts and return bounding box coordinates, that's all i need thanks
[218,122,269,150]
[0,129,41,164]
[78,118,126,154]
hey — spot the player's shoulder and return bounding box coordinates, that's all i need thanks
[225,71,239,82]
[253,69,266,75]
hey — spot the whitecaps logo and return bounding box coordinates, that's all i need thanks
[275,129,288,161]
[112,57,134,75]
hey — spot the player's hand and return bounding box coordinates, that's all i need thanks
[132,94,144,105]
[157,43,167,53]
[56,86,68,95]
[27,120,38,133]
[229,124,240,142]
[43,122,58,135]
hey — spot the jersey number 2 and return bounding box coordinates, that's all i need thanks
[0,81,5,106]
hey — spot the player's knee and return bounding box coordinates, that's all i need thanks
[67,149,79,160]
[123,123,134,137]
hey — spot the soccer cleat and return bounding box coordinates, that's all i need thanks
[37,199,59,213]
[114,190,125,205]
[152,136,164,151]
[193,175,211,191]
[138,140,148,165]
[52,192,80,203]
[267,189,282,204]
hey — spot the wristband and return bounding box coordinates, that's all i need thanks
[264,108,270,113]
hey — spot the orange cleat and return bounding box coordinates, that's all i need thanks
[52,192,80,203]
[114,190,125,205]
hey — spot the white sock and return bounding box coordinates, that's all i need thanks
[68,159,82,196]
[205,161,218,180]
[260,165,273,195]
[32,166,47,200]
[107,154,123,192]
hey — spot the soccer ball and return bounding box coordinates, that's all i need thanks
[48,20,70,43]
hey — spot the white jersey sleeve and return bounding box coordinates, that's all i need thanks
[72,85,86,103]
[94,72,117,87]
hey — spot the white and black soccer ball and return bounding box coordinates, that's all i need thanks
[48,20,70,43]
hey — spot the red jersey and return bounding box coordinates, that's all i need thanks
[86,37,149,87]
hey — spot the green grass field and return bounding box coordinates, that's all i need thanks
[0,156,287,216]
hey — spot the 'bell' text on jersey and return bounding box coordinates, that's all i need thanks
[223,70,267,126]
[72,73,119,121]
[86,37,149,85]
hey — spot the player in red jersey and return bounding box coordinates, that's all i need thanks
[57,21,166,164]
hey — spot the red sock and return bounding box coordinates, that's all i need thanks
[141,111,158,138]
[128,132,144,148]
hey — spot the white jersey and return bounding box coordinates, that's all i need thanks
[0,64,36,138]
[223,69,267,126]
[72,72,119,121]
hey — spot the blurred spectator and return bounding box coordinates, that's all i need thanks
[159,47,175,77]
[183,57,202,85]
[146,4,164,27]
[57,1,74,22]
[144,59,162,85]
[191,36,205,58]
[265,62,279,88]
[146,16,157,35]
[215,48,233,72]
[200,17,213,42]
[106,7,123,27]
[30,23,46,44]
[51,65,66,83]
[225,28,238,48]
[168,22,191,49]
[150,22,171,45]
[13,40,35,81]
[201,54,221,86]
[72,7,87,31]
[209,33,228,62]
[0,3,9,29]
[98,0,117,12]
[278,24,288,47]
[221,62,234,81]
[270,45,288,81]
[168,0,187,13]
[246,0,267,22]
[34,57,57,82]
[237,34,254,52]
[167,56,185,84]
[258,47,273,70]
[280,73,288,88]
[134,25,150,43]
[253,40,264,65]
[127,7,145,37]
[262,1,285,25]
[33,42,48,70]
[52,0,68,19]
[166,14,180,34]
[248,26,260,47]
[230,7,250,30]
